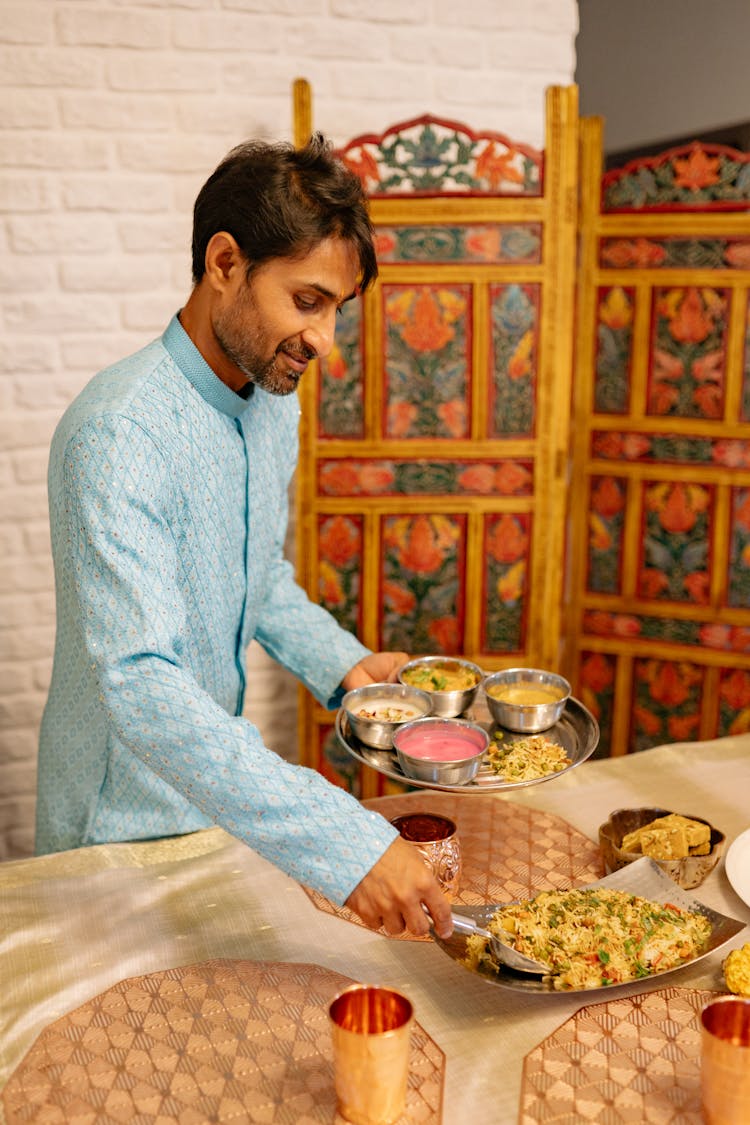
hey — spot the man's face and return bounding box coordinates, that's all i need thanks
[213,237,359,396]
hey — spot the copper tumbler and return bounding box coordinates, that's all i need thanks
[328,984,414,1125]
[390,812,461,899]
[700,995,750,1125]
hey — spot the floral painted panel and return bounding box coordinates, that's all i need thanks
[698,624,750,655]
[318,299,363,438]
[600,237,750,270]
[380,513,466,654]
[317,515,363,636]
[639,481,713,605]
[647,287,728,419]
[594,287,634,414]
[482,513,530,654]
[489,283,539,438]
[583,610,750,654]
[578,651,616,759]
[337,115,542,197]
[317,458,534,497]
[632,658,705,752]
[743,295,750,422]
[602,143,750,212]
[374,224,542,264]
[592,430,750,468]
[718,669,750,736]
[587,476,626,595]
[729,488,750,609]
[384,284,471,439]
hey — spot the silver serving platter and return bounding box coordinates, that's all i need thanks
[335,695,599,793]
[431,858,746,995]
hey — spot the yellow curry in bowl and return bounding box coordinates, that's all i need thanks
[486,682,565,706]
[401,662,479,693]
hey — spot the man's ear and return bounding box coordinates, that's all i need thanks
[204,231,245,290]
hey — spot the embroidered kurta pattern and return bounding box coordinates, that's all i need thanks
[37,315,396,903]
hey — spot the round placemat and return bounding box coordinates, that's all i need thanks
[303,794,604,939]
[2,959,445,1124]
[520,986,719,1123]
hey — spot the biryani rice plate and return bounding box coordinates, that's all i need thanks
[464,885,712,990]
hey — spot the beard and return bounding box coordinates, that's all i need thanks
[213,286,316,397]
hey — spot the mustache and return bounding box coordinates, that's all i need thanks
[278,341,317,362]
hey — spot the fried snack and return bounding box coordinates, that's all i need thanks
[620,813,711,859]
[650,814,711,849]
[639,826,689,860]
[724,942,750,997]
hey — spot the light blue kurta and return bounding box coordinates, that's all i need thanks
[36,314,397,904]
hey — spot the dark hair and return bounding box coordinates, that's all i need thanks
[191,133,377,290]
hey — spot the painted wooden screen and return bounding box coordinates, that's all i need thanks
[293,83,579,795]
[566,116,750,756]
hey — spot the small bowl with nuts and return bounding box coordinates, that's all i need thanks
[341,683,433,750]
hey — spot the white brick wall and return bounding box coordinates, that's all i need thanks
[0,0,578,860]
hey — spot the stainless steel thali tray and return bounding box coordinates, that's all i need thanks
[431,858,746,995]
[334,695,599,793]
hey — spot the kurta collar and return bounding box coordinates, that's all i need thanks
[162,313,253,419]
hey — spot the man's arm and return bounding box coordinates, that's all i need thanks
[53,413,450,937]
[53,415,400,906]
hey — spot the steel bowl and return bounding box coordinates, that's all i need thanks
[397,656,483,718]
[341,683,433,749]
[392,717,489,785]
[483,668,570,733]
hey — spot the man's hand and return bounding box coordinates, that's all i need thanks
[344,836,453,939]
[342,651,409,691]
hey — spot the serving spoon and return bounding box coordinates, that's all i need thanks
[427,908,549,975]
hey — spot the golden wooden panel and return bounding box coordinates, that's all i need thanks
[293,81,579,776]
[567,115,750,755]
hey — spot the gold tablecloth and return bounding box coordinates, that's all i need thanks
[2,735,749,1124]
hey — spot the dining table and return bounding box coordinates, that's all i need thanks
[1,732,749,1124]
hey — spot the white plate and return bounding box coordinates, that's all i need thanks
[432,857,746,994]
[726,827,750,909]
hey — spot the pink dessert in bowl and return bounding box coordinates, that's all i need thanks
[392,717,489,786]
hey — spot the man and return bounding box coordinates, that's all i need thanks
[36,135,452,941]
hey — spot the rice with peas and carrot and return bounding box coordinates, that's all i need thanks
[465,886,712,990]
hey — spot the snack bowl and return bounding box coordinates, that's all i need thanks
[397,656,483,718]
[392,717,489,786]
[598,806,725,890]
[483,668,570,733]
[341,683,433,749]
